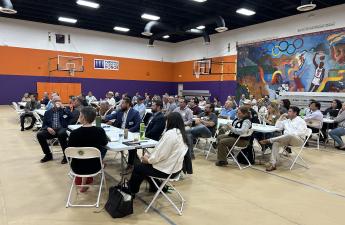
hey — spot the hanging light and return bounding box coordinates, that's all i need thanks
[0,0,17,14]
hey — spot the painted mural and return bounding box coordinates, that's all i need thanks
[236,28,345,98]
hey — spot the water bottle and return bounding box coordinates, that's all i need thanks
[95,116,101,127]
[140,122,145,140]
[326,112,330,119]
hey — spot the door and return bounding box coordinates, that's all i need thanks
[177,83,183,97]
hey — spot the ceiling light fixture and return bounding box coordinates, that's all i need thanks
[189,28,201,33]
[236,8,256,16]
[141,13,160,21]
[196,25,205,30]
[76,0,100,9]
[297,0,316,11]
[58,17,77,24]
[191,0,207,2]
[114,26,130,32]
[0,0,17,14]
[163,35,170,39]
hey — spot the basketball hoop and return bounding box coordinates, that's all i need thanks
[69,68,75,77]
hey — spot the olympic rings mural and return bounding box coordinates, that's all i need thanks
[269,38,304,57]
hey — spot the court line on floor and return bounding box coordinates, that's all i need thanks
[251,166,345,199]
[104,171,177,225]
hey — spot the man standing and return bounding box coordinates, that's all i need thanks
[145,100,166,141]
[260,106,307,171]
[309,52,325,92]
[173,98,193,126]
[37,97,73,164]
[243,99,260,123]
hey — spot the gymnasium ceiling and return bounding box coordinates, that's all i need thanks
[1,0,344,43]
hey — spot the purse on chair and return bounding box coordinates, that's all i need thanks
[105,180,133,218]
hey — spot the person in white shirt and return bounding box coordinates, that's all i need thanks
[260,106,307,171]
[133,96,146,119]
[304,101,323,131]
[127,112,188,194]
[85,91,97,104]
[198,96,207,107]
[106,91,116,107]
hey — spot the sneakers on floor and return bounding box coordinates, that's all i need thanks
[215,161,228,167]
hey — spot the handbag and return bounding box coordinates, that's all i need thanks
[105,180,133,218]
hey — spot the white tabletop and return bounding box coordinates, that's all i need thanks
[199,106,222,112]
[68,123,158,152]
[35,109,46,116]
[217,118,282,133]
[18,102,27,107]
[323,118,335,123]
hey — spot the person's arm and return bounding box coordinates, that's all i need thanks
[99,128,109,146]
[105,111,117,121]
[129,111,141,132]
[201,114,216,128]
[313,53,318,67]
[230,120,251,135]
[145,117,166,139]
[42,111,49,130]
[275,114,287,129]
[185,110,194,126]
[67,131,77,147]
[147,131,174,164]
[335,110,345,123]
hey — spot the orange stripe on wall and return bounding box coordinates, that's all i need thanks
[0,46,236,82]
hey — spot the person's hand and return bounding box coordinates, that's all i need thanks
[195,118,201,125]
[141,155,149,164]
[106,121,112,125]
[280,113,288,119]
[47,127,56,135]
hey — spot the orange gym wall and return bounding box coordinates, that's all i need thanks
[172,55,237,82]
[0,46,236,82]
[0,46,174,82]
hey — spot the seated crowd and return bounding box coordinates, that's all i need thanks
[17,90,345,194]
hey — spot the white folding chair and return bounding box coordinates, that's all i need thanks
[65,147,106,208]
[194,129,219,159]
[283,128,312,170]
[306,120,323,150]
[12,102,24,121]
[32,111,43,129]
[145,154,186,215]
[225,129,254,170]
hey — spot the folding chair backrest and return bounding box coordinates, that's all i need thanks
[32,111,42,122]
[12,102,20,112]
[305,128,313,140]
[65,147,101,160]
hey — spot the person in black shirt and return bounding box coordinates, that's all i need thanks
[243,99,260,123]
[321,99,342,141]
[68,106,108,192]
[145,100,166,141]
[189,98,202,116]
[40,92,50,105]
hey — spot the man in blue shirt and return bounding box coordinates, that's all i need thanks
[219,101,237,120]
[133,96,146,119]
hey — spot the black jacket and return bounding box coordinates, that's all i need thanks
[145,112,166,141]
[42,107,73,130]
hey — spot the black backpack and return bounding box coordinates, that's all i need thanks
[105,181,133,218]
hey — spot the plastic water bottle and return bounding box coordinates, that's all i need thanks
[140,122,145,140]
[326,112,330,119]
